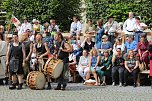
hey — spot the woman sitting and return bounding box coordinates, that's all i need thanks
[83,36,95,52]
[112,48,125,86]
[78,50,89,81]
[113,38,125,55]
[98,35,112,56]
[124,50,139,87]
[97,50,112,86]
[137,36,149,70]
[70,36,82,58]
[85,48,100,85]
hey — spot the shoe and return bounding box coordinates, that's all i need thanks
[9,84,16,90]
[54,87,61,90]
[17,83,23,90]
[54,83,61,90]
[62,84,67,90]
[123,83,127,87]
[83,82,86,85]
[46,85,51,90]
[133,83,137,87]
[119,82,122,87]
[101,82,106,86]
[61,87,65,91]
[112,82,115,86]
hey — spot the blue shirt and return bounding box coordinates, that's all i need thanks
[101,41,112,50]
[125,41,137,53]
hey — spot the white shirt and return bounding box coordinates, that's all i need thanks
[20,22,32,34]
[135,22,147,31]
[48,25,59,32]
[70,21,82,34]
[104,21,119,33]
[123,18,136,35]
[78,56,89,68]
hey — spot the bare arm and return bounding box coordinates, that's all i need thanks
[22,43,26,63]
[88,57,92,69]
[124,61,130,72]
[112,55,116,65]
[133,61,139,70]
[40,43,50,58]
[6,43,10,65]
[95,56,100,68]
[26,43,33,61]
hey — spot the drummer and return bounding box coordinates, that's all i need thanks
[21,32,33,76]
[34,34,50,71]
[54,32,72,90]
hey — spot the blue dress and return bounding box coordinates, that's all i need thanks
[90,56,100,72]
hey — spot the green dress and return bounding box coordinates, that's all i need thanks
[97,55,112,80]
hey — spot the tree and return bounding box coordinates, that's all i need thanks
[85,0,152,25]
[1,0,81,31]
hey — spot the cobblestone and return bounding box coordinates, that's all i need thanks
[0,83,152,101]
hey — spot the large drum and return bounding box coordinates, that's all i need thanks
[44,57,63,79]
[26,71,46,89]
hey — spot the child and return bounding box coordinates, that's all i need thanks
[30,47,38,71]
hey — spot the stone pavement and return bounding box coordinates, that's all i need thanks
[0,83,152,101]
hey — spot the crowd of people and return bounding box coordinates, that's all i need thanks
[0,12,152,90]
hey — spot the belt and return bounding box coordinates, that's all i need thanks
[0,55,6,57]
[127,30,134,32]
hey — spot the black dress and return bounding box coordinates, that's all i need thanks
[9,43,24,75]
[83,41,95,52]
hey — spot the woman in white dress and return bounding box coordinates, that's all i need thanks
[0,34,8,84]
[78,50,89,80]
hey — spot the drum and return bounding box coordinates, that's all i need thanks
[85,79,96,86]
[44,57,63,79]
[26,71,46,89]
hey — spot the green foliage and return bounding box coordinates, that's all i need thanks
[85,0,152,25]
[1,0,81,31]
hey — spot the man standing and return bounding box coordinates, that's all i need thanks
[123,12,136,36]
[104,16,119,44]
[70,16,82,39]
[20,17,32,34]
[54,32,72,90]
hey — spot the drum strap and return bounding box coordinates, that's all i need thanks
[57,41,64,56]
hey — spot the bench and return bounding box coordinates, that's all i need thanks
[137,70,150,86]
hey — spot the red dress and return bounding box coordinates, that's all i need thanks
[137,42,149,63]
